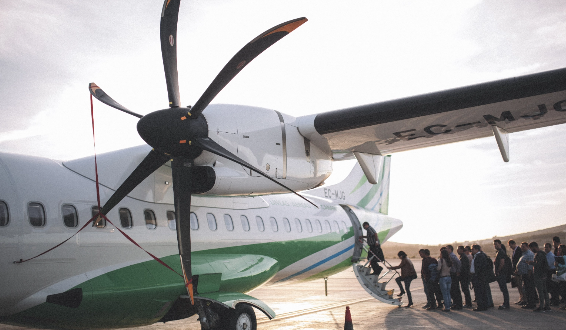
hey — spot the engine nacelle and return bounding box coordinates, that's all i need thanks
[194,104,333,195]
[62,105,334,203]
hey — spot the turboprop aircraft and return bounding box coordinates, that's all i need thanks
[2,0,566,329]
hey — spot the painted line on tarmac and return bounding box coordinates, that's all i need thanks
[258,286,424,324]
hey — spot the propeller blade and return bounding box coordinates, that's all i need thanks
[160,0,181,108]
[89,83,143,118]
[101,149,170,215]
[195,137,317,208]
[189,17,308,118]
[171,157,195,303]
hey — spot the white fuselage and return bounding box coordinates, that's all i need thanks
[0,150,402,318]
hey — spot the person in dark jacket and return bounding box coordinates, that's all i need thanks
[508,239,524,305]
[388,251,417,308]
[471,244,489,311]
[457,246,472,308]
[494,239,510,309]
[527,242,550,312]
[359,222,383,276]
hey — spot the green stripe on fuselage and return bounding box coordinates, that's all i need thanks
[5,229,354,329]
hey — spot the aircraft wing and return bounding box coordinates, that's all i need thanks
[297,68,566,159]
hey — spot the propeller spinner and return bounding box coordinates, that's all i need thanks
[89,0,309,306]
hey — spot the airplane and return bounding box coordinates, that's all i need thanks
[2,0,566,329]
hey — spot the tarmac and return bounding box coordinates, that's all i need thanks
[3,259,566,330]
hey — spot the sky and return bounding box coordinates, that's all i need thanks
[1,0,566,244]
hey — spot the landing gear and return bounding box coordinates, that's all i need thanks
[200,303,257,330]
[228,304,257,330]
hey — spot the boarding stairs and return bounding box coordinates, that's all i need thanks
[352,240,402,306]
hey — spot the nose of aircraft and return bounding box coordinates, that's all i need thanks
[137,108,208,158]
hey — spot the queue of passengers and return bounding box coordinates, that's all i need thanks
[386,237,566,312]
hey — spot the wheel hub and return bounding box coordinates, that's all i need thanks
[236,313,252,330]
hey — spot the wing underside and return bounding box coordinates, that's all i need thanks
[297,68,566,156]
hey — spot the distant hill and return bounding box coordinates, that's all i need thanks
[383,223,566,260]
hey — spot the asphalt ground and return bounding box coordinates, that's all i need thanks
[3,259,566,329]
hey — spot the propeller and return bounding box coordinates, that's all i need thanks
[90,0,310,305]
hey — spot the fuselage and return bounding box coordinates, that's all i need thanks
[0,149,401,329]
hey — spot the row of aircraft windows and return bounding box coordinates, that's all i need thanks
[0,200,349,234]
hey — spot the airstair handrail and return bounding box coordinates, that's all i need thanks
[358,239,400,286]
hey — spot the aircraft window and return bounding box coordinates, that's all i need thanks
[283,218,291,232]
[190,212,199,230]
[324,220,331,233]
[28,202,46,227]
[91,206,105,228]
[270,217,278,232]
[256,216,265,232]
[224,214,234,231]
[305,219,313,233]
[0,201,8,226]
[241,215,250,232]
[119,208,133,229]
[144,210,157,230]
[167,210,176,230]
[333,220,340,233]
[294,218,302,233]
[341,221,348,232]
[314,220,322,233]
[62,204,78,228]
[207,213,217,231]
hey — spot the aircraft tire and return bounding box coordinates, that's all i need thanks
[227,303,257,330]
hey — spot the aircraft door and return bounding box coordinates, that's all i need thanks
[340,205,363,262]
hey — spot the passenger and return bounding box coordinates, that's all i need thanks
[359,222,383,277]
[517,242,537,309]
[544,243,559,306]
[508,239,525,305]
[446,245,463,310]
[470,244,489,311]
[388,251,417,308]
[493,239,510,309]
[420,249,441,310]
[464,245,475,303]
[553,236,561,256]
[464,246,473,263]
[437,249,453,312]
[457,246,472,308]
[556,245,566,309]
[527,242,550,312]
